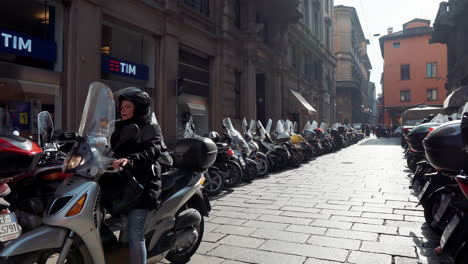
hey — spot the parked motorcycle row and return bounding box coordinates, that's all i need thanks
[403,106,468,264]
[184,116,365,196]
[0,81,366,263]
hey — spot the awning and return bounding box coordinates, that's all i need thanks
[180,103,207,116]
[290,89,317,115]
[443,85,468,109]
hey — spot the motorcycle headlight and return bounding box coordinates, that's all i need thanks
[65,155,85,170]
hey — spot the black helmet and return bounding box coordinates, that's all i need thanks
[206,131,221,142]
[117,87,151,118]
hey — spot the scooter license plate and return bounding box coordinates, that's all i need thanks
[418,182,431,201]
[434,195,451,223]
[0,213,21,242]
[440,214,461,250]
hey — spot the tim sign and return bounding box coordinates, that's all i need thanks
[101,55,149,80]
[0,28,57,62]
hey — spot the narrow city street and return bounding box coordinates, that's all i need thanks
[188,137,451,264]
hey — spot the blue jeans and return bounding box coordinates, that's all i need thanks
[121,209,148,264]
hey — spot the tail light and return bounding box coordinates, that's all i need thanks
[428,127,435,133]
[403,128,410,133]
[456,176,468,199]
[226,148,235,156]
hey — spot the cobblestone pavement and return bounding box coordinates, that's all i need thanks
[183,137,452,264]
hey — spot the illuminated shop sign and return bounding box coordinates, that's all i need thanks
[0,28,57,62]
[101,55,149,80]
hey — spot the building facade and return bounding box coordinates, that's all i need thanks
[379,19,447,126]
[333,5,372,125]
[0,0,304,145]
[285,0,336,128]
[367,82,378,125]
[432,0,468,110]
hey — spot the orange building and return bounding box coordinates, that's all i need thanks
[379,19,447,126]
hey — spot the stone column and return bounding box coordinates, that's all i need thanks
[157,15,180,146]
[63,0,101,131]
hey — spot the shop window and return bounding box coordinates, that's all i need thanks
[182,0,210,16]
[427,89,438,101]
[426,62,437,78]
[400,90,411,102]
[0,0,62,71]
[401,64,410,80]
[100,24,155,89]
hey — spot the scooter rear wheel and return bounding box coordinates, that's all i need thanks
[166,209,205,264]
[225,161,242,188]
[203,168,225,196]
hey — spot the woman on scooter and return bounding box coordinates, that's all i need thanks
[110,88,164,264]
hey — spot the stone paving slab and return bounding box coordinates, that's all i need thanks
[178,137,451,264]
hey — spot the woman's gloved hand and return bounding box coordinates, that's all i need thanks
[112,158,131,169]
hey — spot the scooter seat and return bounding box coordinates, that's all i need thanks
[161,170,186,191]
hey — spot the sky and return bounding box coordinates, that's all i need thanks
[333,0,444,95]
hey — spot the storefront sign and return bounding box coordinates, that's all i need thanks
[0,29,57,62]
[101,55,149,80]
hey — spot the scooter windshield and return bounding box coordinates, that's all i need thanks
[78,82,115,159]
[275,120,286,134]
[320,122,327,130]
[223,118,250,155]
[285,120,294,135]
[249,119,257,137]
[266,119,273,135]
[184,116,196,138]
[257,120,270,142]
[37,111,54,149]
[429,113,450,124]
[311,121,318,130]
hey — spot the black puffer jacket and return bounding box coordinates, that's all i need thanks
[110,115,164,210]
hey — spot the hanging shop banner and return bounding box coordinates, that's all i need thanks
[101,55,149,80]
[0,28,57,62]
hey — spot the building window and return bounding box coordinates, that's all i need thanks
[325,0,329,13]
[426,62,437,78]
[182,0,209,16]
[400,90,411,102]
[393,42,400,48]
[234,0,241,28]
[304,0,310,27]
[325,23,331,50]
[427,89,438,101]
[400,64,410,80]
[313,5,320,38]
